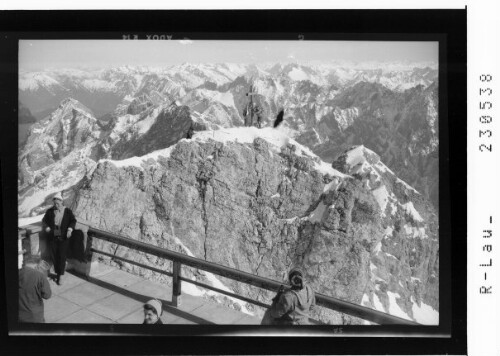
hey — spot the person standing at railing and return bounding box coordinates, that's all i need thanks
[19,257,52,323]
[42,192,77,286]
[265,267,316,325]
[143,299,163,324]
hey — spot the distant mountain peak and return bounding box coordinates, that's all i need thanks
[19,72,67,92]
[55,97,95,120]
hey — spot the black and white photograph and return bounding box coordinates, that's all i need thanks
[1,8,469,355]
[16,38,440,326]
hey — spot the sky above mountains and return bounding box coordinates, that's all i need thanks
[19,40,438,72]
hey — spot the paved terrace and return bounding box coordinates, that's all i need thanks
[44,263,261,325]
[20,219,260,324]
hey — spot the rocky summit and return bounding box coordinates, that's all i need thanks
[69,127,438,324]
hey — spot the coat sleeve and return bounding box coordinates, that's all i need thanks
[40,275,52,300]
[269,292,295,319]
[67,208,77,230]
[42,210,51,229]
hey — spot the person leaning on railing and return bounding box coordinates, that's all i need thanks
[263,267,316,325]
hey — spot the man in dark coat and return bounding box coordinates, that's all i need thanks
[19,258,52,323]
[42,192,77,285]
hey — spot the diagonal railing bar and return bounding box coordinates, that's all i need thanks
[90,248,174,277]
[91,247,271,309]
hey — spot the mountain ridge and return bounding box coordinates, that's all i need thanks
[69,126,438,324]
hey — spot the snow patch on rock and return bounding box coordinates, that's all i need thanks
[315,162,350,180]
[372,185,390,213]
[396,177,420,194]
[171,232,253,315]
[401,202,424,222]
[411,296,439,325]
[373,293,385,312]
[309,202,327,223]
[387,292,412,321]
[101,145,176,169]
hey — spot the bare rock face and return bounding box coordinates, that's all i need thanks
[307,82,439,210]
[110,104,192,159]
[127,94,155,115]
[71,128,438,325]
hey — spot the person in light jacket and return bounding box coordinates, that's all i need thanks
[269,267,316,325]
[42,192,77,285]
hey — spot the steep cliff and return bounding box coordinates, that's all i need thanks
[18,98,102,216]
[18,99,193,217]
[71,127,438,324]
[304,81,439,209]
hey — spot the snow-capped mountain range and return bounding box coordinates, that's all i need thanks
[19,61,439,212]
[19,61,437,118]
[18,61,439,324]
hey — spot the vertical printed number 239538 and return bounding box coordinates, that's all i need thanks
[479,74,493,152]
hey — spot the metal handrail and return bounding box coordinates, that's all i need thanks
[87,226,419,325]
[90,247,271,309]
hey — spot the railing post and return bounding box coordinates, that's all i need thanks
[172,261,182,307]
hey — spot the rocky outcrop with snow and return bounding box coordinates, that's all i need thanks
[69,127,438,324]
[18,99,194,217]
[109,103,193,160]
[18,98,102,216]
[304,81,439,209]
[331,145,439,324]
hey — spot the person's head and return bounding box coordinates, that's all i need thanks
[143,299,162,324]
[37,260,51,276]
[53,192,64,209]
[23,256,39,269]
[288,267,304,290]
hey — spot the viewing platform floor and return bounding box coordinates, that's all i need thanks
[44,263,261,325]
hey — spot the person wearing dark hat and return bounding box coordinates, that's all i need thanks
[268,266,316,325]
[42,192,77,285]
[19,258,52,323]
[143,299,163,324]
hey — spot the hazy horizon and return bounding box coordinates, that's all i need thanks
[20,40,438,72]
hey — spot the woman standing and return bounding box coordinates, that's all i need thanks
[42,192,77,285]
